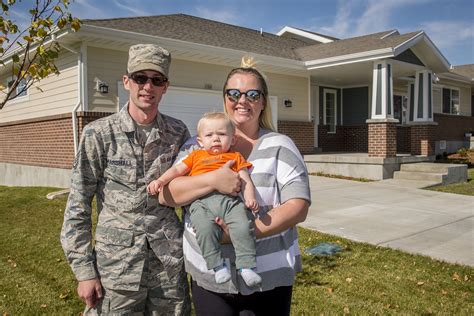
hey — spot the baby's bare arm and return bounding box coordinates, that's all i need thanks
[148,162,190,195]
[238,169,259,212]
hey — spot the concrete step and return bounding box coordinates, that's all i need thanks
[377,178,441,189]
[398,162,468,185]
[393,171,445,184]
[401,162,459,173]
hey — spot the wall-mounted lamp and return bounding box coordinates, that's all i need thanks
[97,81,109,94]
[284,99,293,108]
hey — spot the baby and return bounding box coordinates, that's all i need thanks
[147,112,261,287]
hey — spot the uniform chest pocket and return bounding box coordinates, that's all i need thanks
[104,158,137,190]
[146,146,178,180]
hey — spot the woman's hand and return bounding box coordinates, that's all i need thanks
[212,160,241,196]
[215,217,231,244]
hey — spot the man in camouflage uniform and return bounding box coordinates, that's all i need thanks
[60,44,191,315]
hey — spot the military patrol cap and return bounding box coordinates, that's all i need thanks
[127,44,171,78]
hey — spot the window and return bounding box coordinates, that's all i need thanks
[7,77,28,98]
[323,89,337,133]
[393,95,407,124]
[442,88,460,115]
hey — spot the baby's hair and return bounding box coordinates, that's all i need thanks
[197,112,236,135]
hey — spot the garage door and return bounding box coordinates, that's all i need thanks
[118,85,278,136]
[159,87,223,136]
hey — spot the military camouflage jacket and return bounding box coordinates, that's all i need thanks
[60,104,190,291]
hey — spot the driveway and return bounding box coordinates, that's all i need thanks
[300,176,474,266]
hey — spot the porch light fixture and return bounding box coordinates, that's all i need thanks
[97,81,109,94]
[284,99,293,107]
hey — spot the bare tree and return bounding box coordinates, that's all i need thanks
[0,0,80,109]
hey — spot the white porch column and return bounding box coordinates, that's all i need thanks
[413,70,434,122]
[407,70,437,156]
[370,60,394,119]
[367,60,397,157]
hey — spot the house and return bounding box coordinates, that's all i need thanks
[1,14,473,187]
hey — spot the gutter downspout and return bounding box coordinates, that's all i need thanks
[52,34,84,155]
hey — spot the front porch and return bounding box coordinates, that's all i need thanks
[304,152,433,180]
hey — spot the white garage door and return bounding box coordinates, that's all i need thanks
[160,87,223,136]
[117,85,278,136]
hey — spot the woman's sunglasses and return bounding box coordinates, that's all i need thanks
[129,73,168,87]
[225,89,263,103]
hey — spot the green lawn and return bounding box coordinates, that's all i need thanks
[427,168,474,196]
[1,186,473,314]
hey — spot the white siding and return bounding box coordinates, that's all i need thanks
[87,46,128,112]
[0,49,78,123]
[86,47,310,121]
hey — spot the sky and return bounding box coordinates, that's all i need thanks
[9,0,474,65]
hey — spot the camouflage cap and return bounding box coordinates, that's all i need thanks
[127,44,171,78]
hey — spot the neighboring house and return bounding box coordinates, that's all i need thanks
[0,14,473,187]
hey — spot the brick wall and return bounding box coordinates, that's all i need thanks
[397,126,411,153]
[368,122,397,157]
[434,113,474,140]
[278,120,314,154]
[0,112,112,169]
[410,124,436,156]
[342,125,368,152]
[318,125,367,152]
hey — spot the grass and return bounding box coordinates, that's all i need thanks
[426,168,474,196]
[309,172,374,182]
[1,186,473,315]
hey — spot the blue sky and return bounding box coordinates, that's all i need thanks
[10,0,474,65]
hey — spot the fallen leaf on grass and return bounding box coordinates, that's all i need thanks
[452,272,461,281]
[59,293,69,299]
[343,306,350,314]
[441,290,448,295]
[417,281,424,286]
[40,304,47,308]
[327,288,333,294]
[345,277,352,283]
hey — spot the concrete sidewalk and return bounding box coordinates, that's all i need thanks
[300,176,474,266]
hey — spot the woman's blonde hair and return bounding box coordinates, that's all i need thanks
[223,56,275,132]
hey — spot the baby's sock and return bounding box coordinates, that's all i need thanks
[240,268,262,287]
[214,264,231,284]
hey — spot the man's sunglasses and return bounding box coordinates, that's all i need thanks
[129,73,168,87]
[225,89,263,102]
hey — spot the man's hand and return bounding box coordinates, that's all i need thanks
[78,278,103,308]
[212,160,241,196]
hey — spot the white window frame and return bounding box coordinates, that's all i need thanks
[323,88,337,133]
[6,76,29,103]
[442,87,460,115]
[393,93,408,125]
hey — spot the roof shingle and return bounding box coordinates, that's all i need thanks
[83,14,311,60]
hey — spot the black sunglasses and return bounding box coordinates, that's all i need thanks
[225,89,263,103]
[129,73,168,87]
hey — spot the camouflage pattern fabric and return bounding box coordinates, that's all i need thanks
[60,104,191,314]
[127,44,171,78]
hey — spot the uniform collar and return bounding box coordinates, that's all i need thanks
[119,102,166,132]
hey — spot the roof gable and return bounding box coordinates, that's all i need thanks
[294,30,412,61]
[276,26,337,44]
